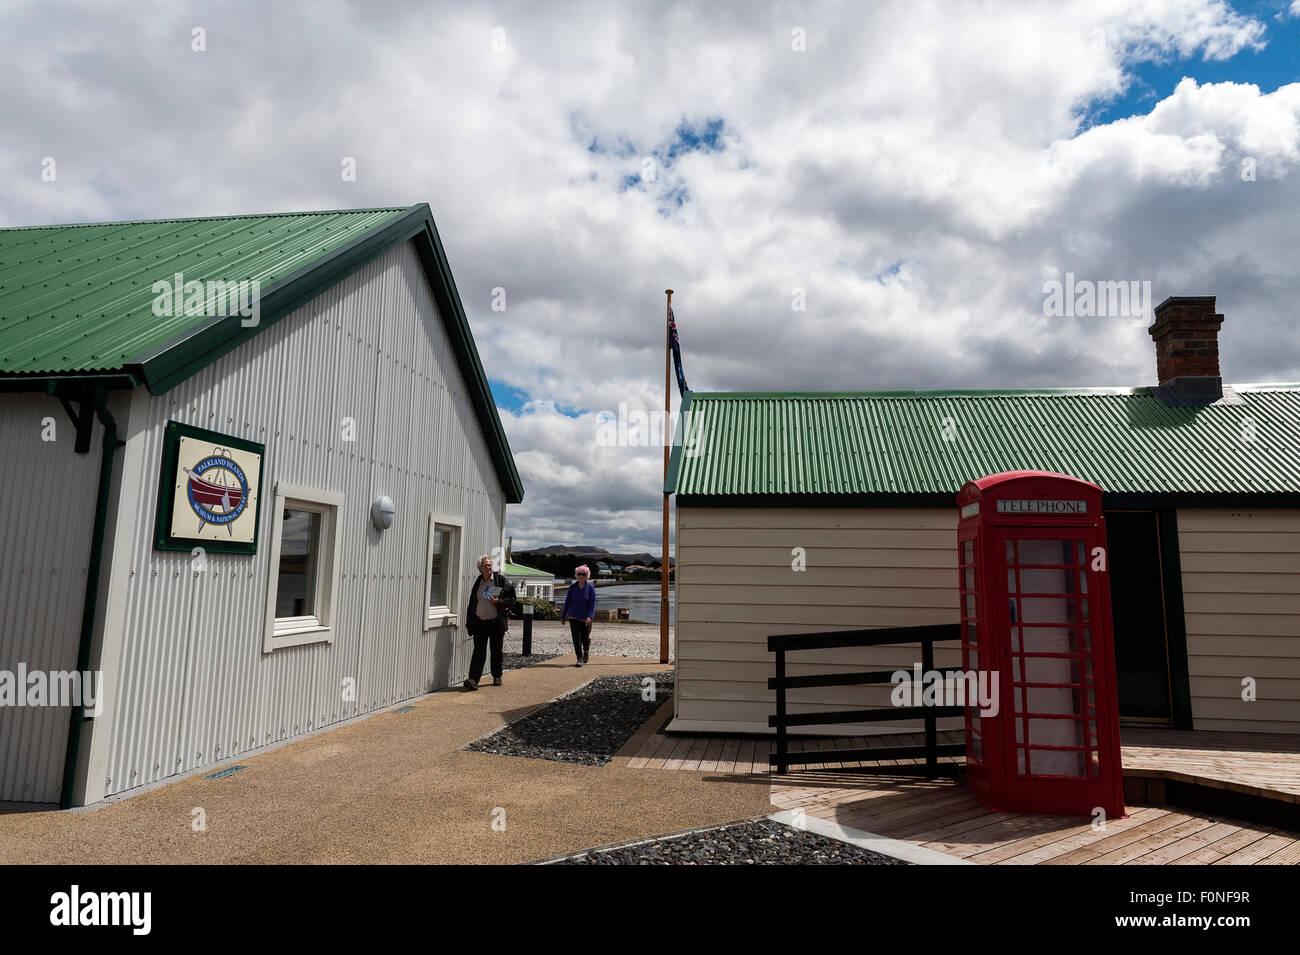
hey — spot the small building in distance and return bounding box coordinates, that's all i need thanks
[504,562,555,600]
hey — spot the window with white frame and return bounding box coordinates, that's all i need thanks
[263,483,344,652]
[425,514,463,629]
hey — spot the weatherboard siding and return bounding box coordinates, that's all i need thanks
[672,506,964,735]
[84,240,505,801]
[1178,509,1300,733]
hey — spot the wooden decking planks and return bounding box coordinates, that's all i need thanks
[1122,727,1300,804]
[621,723,1300,862]
[768,774,1300,865]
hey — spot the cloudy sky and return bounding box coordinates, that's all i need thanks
[3,0,1300,553]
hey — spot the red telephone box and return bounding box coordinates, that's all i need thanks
[957,471,1125,819]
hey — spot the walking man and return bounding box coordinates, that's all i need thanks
[465,554,515,689]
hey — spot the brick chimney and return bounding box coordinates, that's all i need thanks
[1147,296,1224,405]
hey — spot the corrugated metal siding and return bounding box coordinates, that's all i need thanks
[670,390,1300,496]
[0,395,101,802]
[0,208,406,375]
[97,241,505,798]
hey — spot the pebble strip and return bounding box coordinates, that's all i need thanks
[504,620,675,660]
[501,651,560,671]
[464,673,674,766]
[546,818,911,865]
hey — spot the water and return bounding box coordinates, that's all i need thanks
[562,582,674,626]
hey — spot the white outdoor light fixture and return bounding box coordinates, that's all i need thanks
[370,496,396,531]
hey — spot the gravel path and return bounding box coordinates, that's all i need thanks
[545,818,910,865]
[502,652,560,671]
[465,673,674,766]
[505,620,674,660]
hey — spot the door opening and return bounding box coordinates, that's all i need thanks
[1104,510,1174,724]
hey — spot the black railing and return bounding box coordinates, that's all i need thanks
[768,623,965,776]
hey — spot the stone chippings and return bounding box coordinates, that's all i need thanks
[464,673,674,766]
[504,620,674,660]
[550,819,911,865]
[501,652,560,671]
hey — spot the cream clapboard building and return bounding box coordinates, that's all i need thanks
[665,297,1300,737]
[0,205,523,806]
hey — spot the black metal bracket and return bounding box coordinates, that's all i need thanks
[52,387,95,454]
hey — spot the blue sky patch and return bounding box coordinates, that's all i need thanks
[1083,3,1298,128]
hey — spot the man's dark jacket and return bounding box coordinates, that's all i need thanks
[466,572,516,636]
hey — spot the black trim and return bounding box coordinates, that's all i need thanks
[61,389,123,808]
[678,492,957,508]
[1158,509,1195,730]
[678,492,1300,509]
[0,374,139,393]
[409,214,523,504]
[152,420,266,555]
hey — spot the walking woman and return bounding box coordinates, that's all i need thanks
[561,565,597,666]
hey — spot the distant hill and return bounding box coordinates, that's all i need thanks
[527,544,611,556]
[513,546,674,578]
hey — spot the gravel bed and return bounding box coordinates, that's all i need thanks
[501,652,560,671]
[464,673,674,766]
[504,620,674,660]
[546,818,910,865]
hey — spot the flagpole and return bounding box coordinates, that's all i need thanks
[661,289,673,665]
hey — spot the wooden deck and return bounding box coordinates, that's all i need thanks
[627,725,1300,798]
[769,774,1300,864]
[626,729,967,774]
[624,724,1300,863]
[1121,727,1300,805]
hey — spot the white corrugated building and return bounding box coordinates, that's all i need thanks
[0,204,523,807]
[665,297,1300,738]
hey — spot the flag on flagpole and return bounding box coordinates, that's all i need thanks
[668,304,689,396]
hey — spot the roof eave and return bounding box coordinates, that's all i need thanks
[118,203,523,504]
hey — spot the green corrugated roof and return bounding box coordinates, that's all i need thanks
[504,562,552,577]
[0,207,406,375]
[666,386,1300,497]
[0,204,524,504]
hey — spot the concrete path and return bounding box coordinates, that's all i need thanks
[0,657,769,865]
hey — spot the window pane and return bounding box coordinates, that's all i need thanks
[277,509,321,617]
[1016,539,1078,566]
[429,527,452,607]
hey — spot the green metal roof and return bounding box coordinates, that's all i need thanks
[665,386,1300,498]
[0,207,406,375]
[503,562,552,577]
[0,204,524,503]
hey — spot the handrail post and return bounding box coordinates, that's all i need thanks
[775,641,787,774]
[921,636,937,776]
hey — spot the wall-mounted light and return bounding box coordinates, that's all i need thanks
[371,496,395,531]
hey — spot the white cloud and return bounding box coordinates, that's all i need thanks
[1,0,1295,551]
